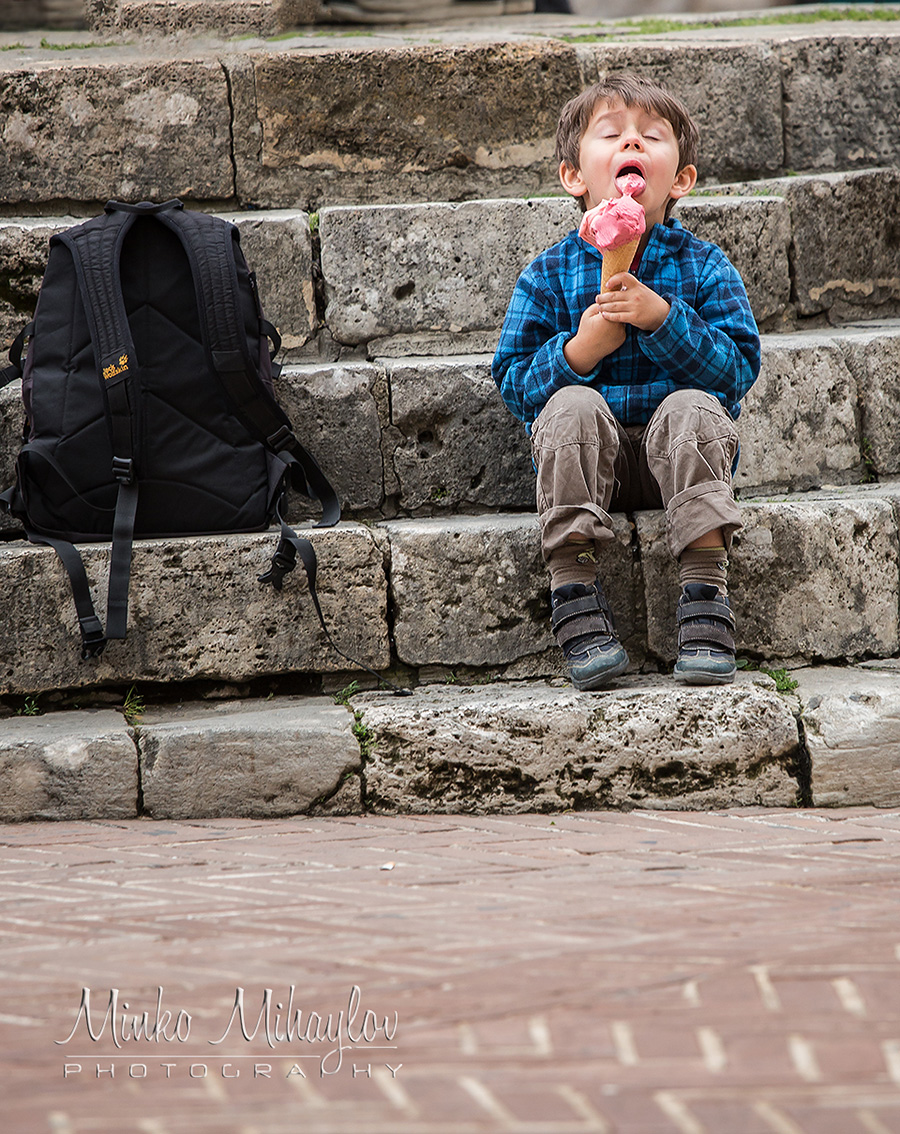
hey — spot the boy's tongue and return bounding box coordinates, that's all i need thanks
[615,171,646,197]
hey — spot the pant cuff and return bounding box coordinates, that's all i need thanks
[539,503,615,562]
[665,481,742,559]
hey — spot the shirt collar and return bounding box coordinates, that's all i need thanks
[638,217,685,271]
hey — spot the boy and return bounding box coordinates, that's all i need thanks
[492,74,760,690]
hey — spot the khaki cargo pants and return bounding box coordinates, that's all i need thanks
[531,386,742,561]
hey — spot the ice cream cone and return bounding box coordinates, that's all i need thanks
[600,237,640,292]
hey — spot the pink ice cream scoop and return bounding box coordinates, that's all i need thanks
[578,172,646,252]
[578,172,646,290]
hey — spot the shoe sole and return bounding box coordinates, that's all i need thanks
[570,653,629,691]
[673,667,736,686]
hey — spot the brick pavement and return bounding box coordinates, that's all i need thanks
[3,809,900,1133]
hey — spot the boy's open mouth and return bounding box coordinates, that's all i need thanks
[616,163,645,181]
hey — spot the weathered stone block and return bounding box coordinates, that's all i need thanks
[308,771,363,816]
[840,321,900,478]
[0,527,389,695]
[677,196,791,325]
[0,379,24,533]
[277,363,385,514]
[384,355,533,512]
[592,42,784,183]
[0,211,318,360]
[218,211,317,357]
[781,37,900,174]
[2,0,85,28]
[735,332,863,494]
[89,0,316,37]
[638,498,900,664]
[786,170,900,319]
[384,512,643,672]
[0,218,66,361]
[796,666,900,807]
[320,197,577,346]
[320,193,790,348]
[138,696,360,820]
[700,170,900,321]
[359,675,801,814]
[0,62,234,204]
[230,42,583,208]
[0,709,137,821]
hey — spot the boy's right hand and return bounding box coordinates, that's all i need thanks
[563,298,627,376]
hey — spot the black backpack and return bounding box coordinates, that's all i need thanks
[0,199,341,662]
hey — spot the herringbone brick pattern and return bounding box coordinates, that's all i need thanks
[3,809,900,1132]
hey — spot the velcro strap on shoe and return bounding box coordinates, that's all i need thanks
[552,594,614,634]
[678,621,735,651]
[550,592,606,626]
[554,611,615,649]
[676,599,735,628]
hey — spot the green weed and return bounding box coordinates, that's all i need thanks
[122,685,145,728]
[351,712,376,759]
[332,681,376,757]
[15,695,42,717]
[39,37,118,50]
[558,5,900,42]
[862,437,878,483]
[764,667,799,694]
[736,658,798,694]
[312,29,373,38]
[332,680,360,706]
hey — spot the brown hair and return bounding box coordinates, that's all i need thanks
[556,74,700,214]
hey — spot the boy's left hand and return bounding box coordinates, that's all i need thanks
[597,273,670,334]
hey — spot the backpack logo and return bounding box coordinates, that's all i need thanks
[103,354,129,381]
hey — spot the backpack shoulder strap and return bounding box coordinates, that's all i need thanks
[156,207,340,528]
[57,203,139,482]
[47,202,149,649]
[0,321,34,388]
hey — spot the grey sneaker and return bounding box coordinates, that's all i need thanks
[551,581,629,691]
[673,583,736,685]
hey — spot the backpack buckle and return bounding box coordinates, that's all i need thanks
[267,425,294,453]
[258,546,296,592]
[79,615,106,660]
[111,456,134,485]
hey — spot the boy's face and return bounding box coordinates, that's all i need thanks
[559,97,697,230]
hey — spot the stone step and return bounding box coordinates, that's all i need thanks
[3,319,900,522]
[3,170,897,370]
[0,1,85,28]
[0,525,391,696]
[317,169,900,347]
[0,210,318,371]
[82,0,538,36]
[1,483,899,696]
[2,17,900,209]
[4,664,900,821]
[84,0,318,38]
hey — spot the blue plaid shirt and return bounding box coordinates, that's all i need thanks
[492,217,760,432]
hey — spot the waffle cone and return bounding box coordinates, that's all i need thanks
[600,237,640,292]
